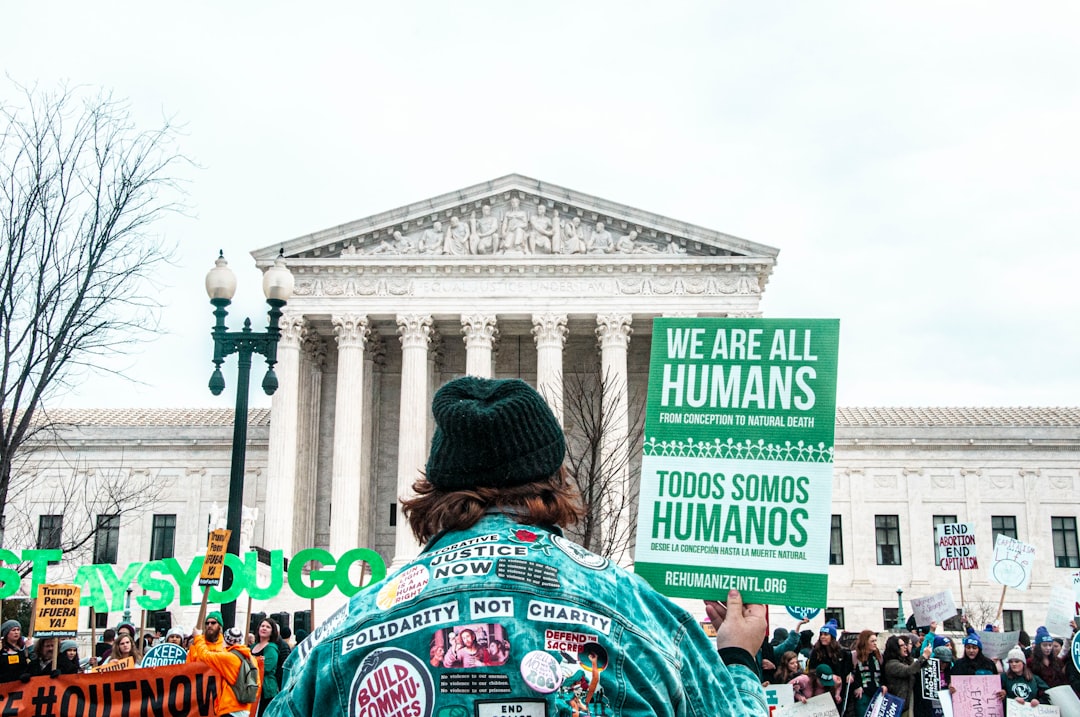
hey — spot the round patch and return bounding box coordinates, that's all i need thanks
[552,535,608,570]
[376,565,430,609]
[520,650,562,694]
[349,647,434,717]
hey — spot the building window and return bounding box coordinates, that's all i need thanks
[992,515,1018,542]
[932,514,958,566]
[824,607,845,630]
[882,608,900,631]
[942,610,965,632]
[389,503,397,527]
[875,515,901,565]
[1052,517,1080,568]
[829,515,844,565]
[92,514,120,564]
[1003,610,1024,633]
[37,515,62,563]
[150,514,176,561]
[90,612,109,629]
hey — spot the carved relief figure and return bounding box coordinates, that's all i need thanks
[527,204,556,254]
[420,221,444,254]
[560,216,586,254]
[587,221,614,254]
[471,205,499,254]
[443,216,472,255]
[615,230,638,254]
[500,197,528,253]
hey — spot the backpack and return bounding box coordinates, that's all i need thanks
[228,648,260,704]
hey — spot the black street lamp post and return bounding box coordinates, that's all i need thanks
[205,250,293,630]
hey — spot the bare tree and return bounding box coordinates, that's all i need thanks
[0,81,187,533]
[3,458,168,579]
[560,364,646,560]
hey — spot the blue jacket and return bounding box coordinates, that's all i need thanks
[268,512,766,716]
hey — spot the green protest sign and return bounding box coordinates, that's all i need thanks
[633,317,839,606]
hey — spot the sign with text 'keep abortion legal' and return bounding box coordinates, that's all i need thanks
[633,318,839,606]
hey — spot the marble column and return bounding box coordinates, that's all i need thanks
[596,312,634,567]
[360,332,386,551]
[329,314,368,558]
[532,312,568,425]
[264,311,306,555]
[393,314,433,568]
[294,331,325,552]
[461,314,498,378]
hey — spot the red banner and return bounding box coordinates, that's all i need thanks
[0,661,228,717]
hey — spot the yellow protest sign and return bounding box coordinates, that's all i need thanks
[33,584,80,638]
[199,528,231,586]
[93,656,134,672]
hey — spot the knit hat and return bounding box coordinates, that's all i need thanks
[224,627,244,646]
[60,640,77,653]
[933,645,955,663]
[1007,647,1026,663]
[295,629,309,642]
[425,377,566,490]
[962,633,982,648]
[204,611,223,626]
[933,635,952,649]
[116,621,136,637]
[819,620,839,639]
[166,627,185,640]
[0,620,19,640]
[1034,626,1054,645]
[815,664,837,686]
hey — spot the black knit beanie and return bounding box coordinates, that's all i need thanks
[425,377,565,490]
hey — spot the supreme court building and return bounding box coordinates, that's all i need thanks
[15,175,1080,635]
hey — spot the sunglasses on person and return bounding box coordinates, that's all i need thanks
[205,619,219,626]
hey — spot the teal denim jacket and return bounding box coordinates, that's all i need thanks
[268,513,766,717]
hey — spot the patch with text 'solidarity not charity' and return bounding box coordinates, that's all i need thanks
[348,647,435,717]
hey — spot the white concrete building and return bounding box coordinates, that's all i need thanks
[7,176,1079,637]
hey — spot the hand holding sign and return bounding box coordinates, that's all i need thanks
[705,589,768,655]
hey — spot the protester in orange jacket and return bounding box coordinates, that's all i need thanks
[188,611,259,717]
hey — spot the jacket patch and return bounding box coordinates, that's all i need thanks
[348,647,434,717]
[474,699,548,716]
[543,630,595,654]
[343,602,458,654]
[520,650,562,694]
[526,601,611,635]
[496,559,560,589]
[469,597,514,619]
[433,560,493,580]
[377,565,430,609]
[508,528,553,556]
[431,624,511,669]
[551,535,609,570]
[429,544,529,565]
[440,672,512,694]
[429,534,500,556]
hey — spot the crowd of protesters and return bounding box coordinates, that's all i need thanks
[0,611,295,716]
[757,614,1080,715]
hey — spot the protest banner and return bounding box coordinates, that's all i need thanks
[142,641,188,667]
[940,689,955,717]
[0,546,386,612]
[990,535,1036,591]
[8,661,218,716]
[33,583,80,638]
[1071,571,1080,616]
[866,690,905,717]
[950,675,1005,717]
[765,682,795,717]
[1046,584,1075,637]
[786,606,821,621]
[911,590,958,627]
[1005,702,1059,717]
[700,620,717,637]
[979,630,1021,661]
[937,523,978,570]
[199,529,231,587]
[920,657,944,717]
[777,693,840,717]
[1046,686,1080,717]
[93,656,134,672]
[633,318,840,606]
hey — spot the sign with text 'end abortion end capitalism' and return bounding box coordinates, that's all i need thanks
[633,318,839,607]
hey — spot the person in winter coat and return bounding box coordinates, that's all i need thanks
[809,621,853,704]
[26,638,58,679]
[190,623,258,717]
[57,640,81,675]
[1028,626,1066,702]
[950,631,997,677]
[1003,647,1048,707]
[882,634,932,717]
[251,618,280,715]
[791,664,840,704]
[851,630,884,717]
[0,620,28,684]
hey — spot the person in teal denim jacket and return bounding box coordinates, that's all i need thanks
[268,376,767,717]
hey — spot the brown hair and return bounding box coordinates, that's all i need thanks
[854,629,882,663]
[402,466,585,544]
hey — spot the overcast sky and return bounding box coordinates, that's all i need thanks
[5,2,1078,409]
